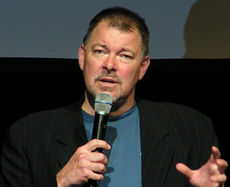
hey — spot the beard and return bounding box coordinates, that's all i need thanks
[86,72,130,113]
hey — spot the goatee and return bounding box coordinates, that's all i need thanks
[86,89,128,114]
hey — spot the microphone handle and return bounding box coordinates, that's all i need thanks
[91,113,108,152]
[89,113,108,187]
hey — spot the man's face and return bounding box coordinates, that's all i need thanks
[78,20,149,109]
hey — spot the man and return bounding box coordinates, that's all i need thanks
[0,7,228,187]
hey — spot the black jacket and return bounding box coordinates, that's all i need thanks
[0,98,217,186]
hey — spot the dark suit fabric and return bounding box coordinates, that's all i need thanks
[0,99,217,187]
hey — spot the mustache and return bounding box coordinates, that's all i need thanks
[94,72,122,84]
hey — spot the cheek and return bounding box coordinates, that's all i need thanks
[120,67,140,87]
[83,62,98,87]
[84,57,100,77]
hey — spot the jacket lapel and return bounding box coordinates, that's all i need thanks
[138,100,174,187]
[55,102,88,170]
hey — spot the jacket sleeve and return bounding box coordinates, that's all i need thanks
[0,121,33,187]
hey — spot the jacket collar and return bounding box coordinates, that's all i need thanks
[55,100,88,169]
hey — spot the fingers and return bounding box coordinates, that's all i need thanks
[211,173,227,183]
[78,151,109,169]
[88,170,104,181]
[85,139,111,152]
[212,146,221,159]
[216,159,228,174]
[77,139,110,169]
[207,146,220,164]
[175,146,228,187]
[79,157,107,174]
[210,146,228,174]
[75,140,110,181]
[56,139,111,186]
[208,146,228,186]
[175,163,193,179]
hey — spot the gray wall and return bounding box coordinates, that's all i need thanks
[1,0,230,59]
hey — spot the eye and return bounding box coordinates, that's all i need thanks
[121,54,132,59]
[92,48,108,58]
[93,49,103,54]
[119,54,134,63]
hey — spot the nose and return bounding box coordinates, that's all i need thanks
[103,54,117,72]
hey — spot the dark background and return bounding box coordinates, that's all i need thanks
[0,58,229,185]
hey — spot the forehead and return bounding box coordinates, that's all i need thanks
[88,20,142,50]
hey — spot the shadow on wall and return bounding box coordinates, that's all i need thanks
[184,0,230,58]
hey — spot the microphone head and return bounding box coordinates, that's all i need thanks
[94,93,112,115]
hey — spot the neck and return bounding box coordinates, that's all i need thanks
[110,93,135,117]
[81,93,95,116]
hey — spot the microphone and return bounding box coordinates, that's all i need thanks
[89,93,112,187]
[91,93,112,150]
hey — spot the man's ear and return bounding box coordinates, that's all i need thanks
[138,56,150,80]
[78,44,85,71]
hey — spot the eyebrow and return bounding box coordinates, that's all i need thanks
[119,48,135,56]
[91,44,108,50]
[92,43,135,56]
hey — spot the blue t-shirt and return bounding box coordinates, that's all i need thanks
[82,103,142,187]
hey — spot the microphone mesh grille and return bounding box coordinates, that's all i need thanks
[94,93,112,114]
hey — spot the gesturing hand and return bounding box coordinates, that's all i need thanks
[176,146,228,187]
[56,139,111,187]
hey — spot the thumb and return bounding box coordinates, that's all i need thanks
[176,163,193,179]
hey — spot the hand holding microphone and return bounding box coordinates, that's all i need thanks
[56,93,112,187]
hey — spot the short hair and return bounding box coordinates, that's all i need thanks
[83,7,150,58]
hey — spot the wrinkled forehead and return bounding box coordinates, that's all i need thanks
[85,21,142,58]
[92,20,141,45]
[92,19,142,44]
[85,19,144,58]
